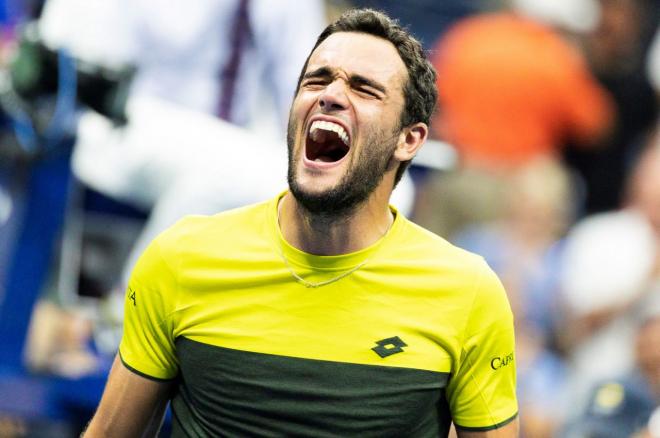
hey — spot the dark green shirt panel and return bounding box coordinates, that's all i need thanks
[171,337,451,437]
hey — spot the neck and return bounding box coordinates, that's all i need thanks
[279,188,394,256]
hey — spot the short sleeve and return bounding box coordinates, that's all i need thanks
[118,238,179,380]
[447,261,518,430]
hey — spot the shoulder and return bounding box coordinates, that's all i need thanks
[154,200,271,259]
[406,220,510,320]
[398,218,493,276]
[129,200,270,284]
[395,219,507,307]
[158,200,270,243]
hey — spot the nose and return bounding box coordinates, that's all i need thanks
[318,80,348,112]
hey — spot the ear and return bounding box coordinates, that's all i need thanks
[394,122,428,163]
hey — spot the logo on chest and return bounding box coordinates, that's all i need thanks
[371,336,408,358]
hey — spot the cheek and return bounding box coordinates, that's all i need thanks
[290,95,319,134]
[292,90,320,115]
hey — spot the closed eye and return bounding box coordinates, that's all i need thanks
[302,79,329,88]
[301,67,333,89]
[350,76,386,99]
[355,87,380,98]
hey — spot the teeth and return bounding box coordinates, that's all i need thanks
[309,120,349,146]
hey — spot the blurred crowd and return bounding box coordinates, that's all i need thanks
[0,0,658,436]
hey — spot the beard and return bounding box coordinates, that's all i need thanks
[286,118,398,217]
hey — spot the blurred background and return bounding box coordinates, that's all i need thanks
[0,0,658,436]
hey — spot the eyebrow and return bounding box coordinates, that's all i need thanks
[302,66,334,81]
[302,66,388,95]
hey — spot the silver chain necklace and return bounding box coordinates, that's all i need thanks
[277,246,369,288]
[276,201,370,288]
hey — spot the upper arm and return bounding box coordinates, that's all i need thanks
[456,417,519,438]
[84,355,174,438]
[119,238,180,380]
[86,234,181,436]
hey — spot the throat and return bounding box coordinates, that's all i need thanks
[279,193,394,256]
[302,216,354,255]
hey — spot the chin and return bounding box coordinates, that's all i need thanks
[289,179,339,215]
[289,177,370,217]
[290,178,333,203]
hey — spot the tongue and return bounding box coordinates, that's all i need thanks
[308,128,346,163]
[311,129,330,143]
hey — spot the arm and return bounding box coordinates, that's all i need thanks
[456,418,519,438]
[84,354,174,438]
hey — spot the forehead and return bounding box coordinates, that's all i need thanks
[307,32,407,90]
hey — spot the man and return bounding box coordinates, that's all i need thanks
[84,9,518,437]
[414,5,614,239]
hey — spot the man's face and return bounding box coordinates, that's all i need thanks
[286,32,408,215]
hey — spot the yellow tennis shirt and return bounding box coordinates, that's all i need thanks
[119,192,517,436]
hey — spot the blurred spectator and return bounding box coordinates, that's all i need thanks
[39,0,325,128]
[8,1,421,381]
[453,158,574,437]
[33,0,329,280]
[563,0,659,214]
[11,0,329,373]
[558,130,660,411]
[562,300,660,438]
[648,28,660,99]
[413,4,614,238]
[430,11,613,169]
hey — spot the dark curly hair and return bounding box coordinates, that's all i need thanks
[295,8,437,185]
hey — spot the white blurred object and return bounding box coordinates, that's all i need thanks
[649,406,660,438]
[0,186,12,226]
[73,95,287,281]
[560,208,657,409]
[39,0,136,69]
[561,209,655,314]
[414,139,457,171]
[40,0,325,128]
[512,0,601,33]
[648,28,660,94]
[41,0,327,297]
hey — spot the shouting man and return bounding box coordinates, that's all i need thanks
[85,9,518,437]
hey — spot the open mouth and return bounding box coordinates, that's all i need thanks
[305,120,350,163]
